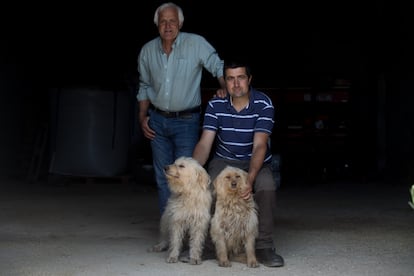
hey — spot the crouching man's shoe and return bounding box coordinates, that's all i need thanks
[256,248,284,267]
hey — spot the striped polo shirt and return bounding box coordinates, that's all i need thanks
[203,88,275,163]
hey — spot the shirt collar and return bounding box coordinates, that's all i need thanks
[227,87,255,111]
[157,32,182,53]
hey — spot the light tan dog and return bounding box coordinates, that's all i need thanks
[210,165,259,267]
[148,157,212,265]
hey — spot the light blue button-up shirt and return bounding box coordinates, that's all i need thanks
[137,32,223,112]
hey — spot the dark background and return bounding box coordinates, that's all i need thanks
[3,1,395,88]
[2,2,384,84]
[1,1,413,184]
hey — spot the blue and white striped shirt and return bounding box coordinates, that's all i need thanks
[203,88,275,163]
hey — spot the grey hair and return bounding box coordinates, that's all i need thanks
[153,2,184,27]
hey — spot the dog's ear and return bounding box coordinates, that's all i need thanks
[212,176,219,191]
[196,166,211,190]
[212,171,225,196]
[240,169,248,183]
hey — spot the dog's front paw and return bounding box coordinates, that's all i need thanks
[166,254,179,263]
[189,257,203,265]
[218,259,232,267]
[247,258,259,268]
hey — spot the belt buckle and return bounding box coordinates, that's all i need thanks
[164,111,174,118]
[179,113,192,119]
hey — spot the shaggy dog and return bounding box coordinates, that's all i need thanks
[148,157,212,265]
[210,165,259,268]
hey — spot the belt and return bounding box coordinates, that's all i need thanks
[152,106,201,118]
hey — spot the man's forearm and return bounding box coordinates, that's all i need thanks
[139,100,150,123]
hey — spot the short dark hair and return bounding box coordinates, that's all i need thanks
[223,60,251,78]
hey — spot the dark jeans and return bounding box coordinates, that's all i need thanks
[208,158,278,249]
[148,109,201,215]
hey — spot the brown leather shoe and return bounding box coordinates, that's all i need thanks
[256,248,284,267]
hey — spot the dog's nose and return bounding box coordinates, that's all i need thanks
[231,181,237,188]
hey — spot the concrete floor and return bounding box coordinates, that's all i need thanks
[1,177,413,276]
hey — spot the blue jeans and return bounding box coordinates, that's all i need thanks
[148,109,201,215]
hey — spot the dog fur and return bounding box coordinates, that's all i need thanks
[148,156,212,265]
[210,165,259,267]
